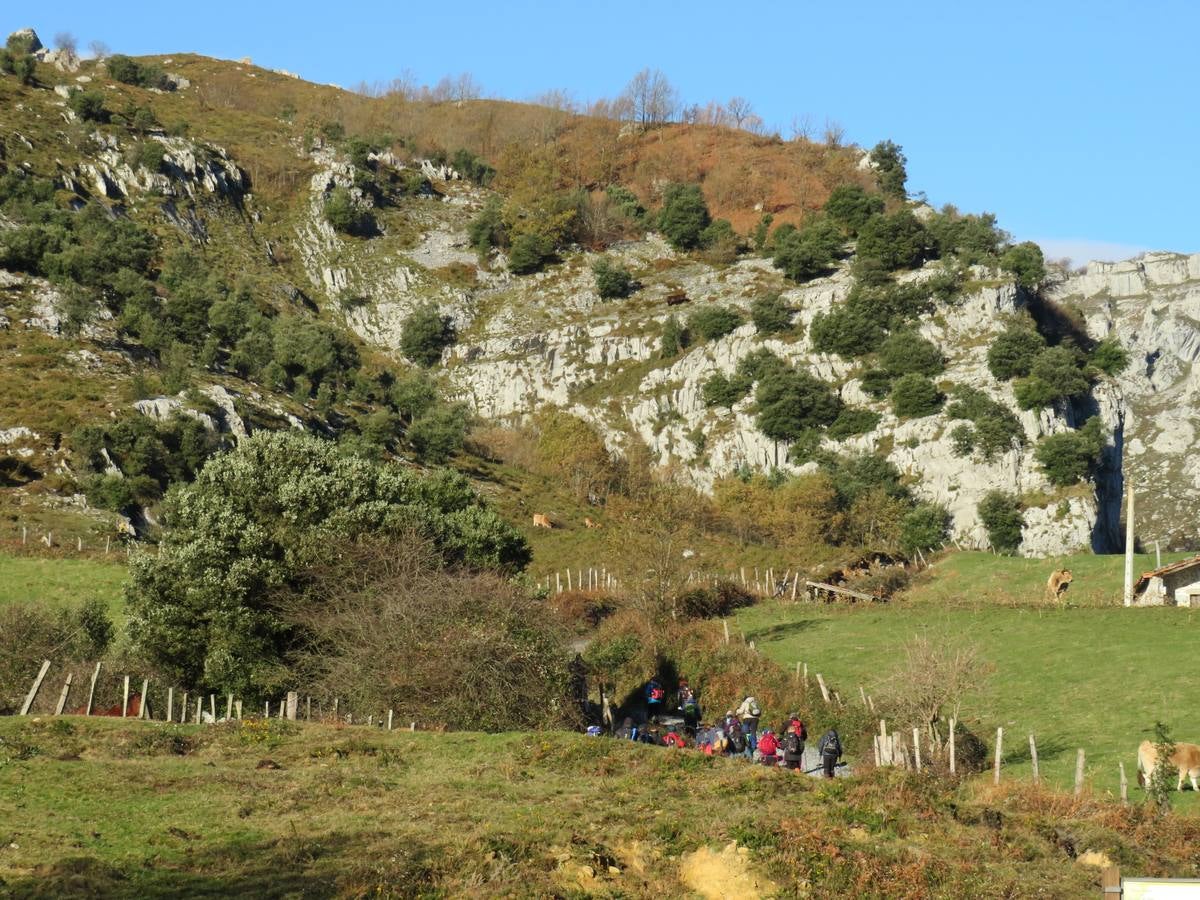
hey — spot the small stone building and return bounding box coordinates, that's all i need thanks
[1133,556,1200,607]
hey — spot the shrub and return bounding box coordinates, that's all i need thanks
[945,386,1025,460]
[755,369,841,441]
[606,184,646,222]
[818,453,908,507]
[658,183,711,250]
[824,184,885,234]
[676,581,756,619]
[660,314,689,357]
[1089,336,1129,376]
[771,218,842,282]
[0,600,115,713]
[900,503,951,555]
[1000,241,1045,288]
[132,141,165,173]
[592,257,634,299]
[125,432,530,695]
[855,210,931,271]
[451,148,495,186]
[978,491,1024,554]
[859,369,893,399]
[400,304,456,368]
[750,293,794,334]
[1013,346,1090,410]
[105,54,170,90]
[827,407,881,439]
[928,209,1006,264]
[324,187,370,235]
[701,372,751,409]
[67,90,107,122]
[688,306,742,341]
[869,140,908,198]
[10,53,35,85]
[890,373,942,418]
[1034,417,1104,486]
[467,196,505,254]
[949,423,975,457]
[507,232,553,274]
[879,331,944,376]
[407,403,470,464]
[987,326,1045,380]
[735,348,788,382]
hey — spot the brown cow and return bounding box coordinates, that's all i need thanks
[1138,740,1200,791]
[584,517,601,529]
[73,692,142,717]
[1045,569,1073,600]
[532,513,553,529]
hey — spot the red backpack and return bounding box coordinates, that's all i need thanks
[758,731,779,755]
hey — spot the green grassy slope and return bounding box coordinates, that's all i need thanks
[3,717,1195,897]
[737,551,1200,810]
[0,551,128,620]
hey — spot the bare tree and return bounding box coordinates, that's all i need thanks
[726,96,755,129]
[618,67,679,127]
[532,88,577,113]
[822,117,846,148]
[451,72,482,102]
[87,39,110,60]
[53,32,78,54]
[789,113,815,142]
[883,633,994,729]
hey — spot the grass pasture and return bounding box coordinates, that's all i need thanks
[2,717,1197,897]
[0,551,129,622]
[738,551,1200,811]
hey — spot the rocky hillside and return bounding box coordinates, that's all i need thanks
[0,29,1191,561]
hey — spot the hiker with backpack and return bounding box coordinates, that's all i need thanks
[782,722,806,771]
[616,717,635,741]
[645,678,666,722]
[756,728,780,766]
[735,695,761,758]
[818,727,843,778]
[723,710,747,756]
[677,679,701,736]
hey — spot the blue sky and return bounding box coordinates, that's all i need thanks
[9,1,1198,263]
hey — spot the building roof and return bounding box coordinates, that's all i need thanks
[1134,554,1200,594]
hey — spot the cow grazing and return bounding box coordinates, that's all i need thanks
[584,517,601,529]
[532,513,553,529]
[1045,569,1073,600]
[73,692,142,717]
[1137,739,1200,791]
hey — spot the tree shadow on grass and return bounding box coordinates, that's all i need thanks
[0,830,446,899]
[745,619,826,643]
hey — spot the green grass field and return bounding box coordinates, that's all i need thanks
[3,716,1193,897]
[737,551,1200,810]
[0,552,129,623]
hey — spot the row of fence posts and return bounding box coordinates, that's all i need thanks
[544,565,803,598]
[16,659,421,731]
[13,525,120,554]
[545,566,619,595]
[786,658,1129,801]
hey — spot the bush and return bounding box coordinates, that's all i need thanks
[945,386,1025,460]
[657,183,711,250]
[9,53,35,85]
[606,184,646,223]
[688,306,742,341]
[467,196,505,254]
[507,232,553,274]
[676,581,756,619]
[660,314,689,357]
[701,372,751,409]
[324,186,370,235]
[1089,337,1130,376]
[400,304,456,368]
[890,373,943,418]
[1013,346,1090,410]
[755,369,841,441]
[827,407,881,439]
[736,348,788,382]
[286,537,571,732]
[592,257,634,299]
[125,432,530,695]
[750,293,794,334]
[451,148,495,186]
[879,331,944,376]
[106,54,170,90]
[869,140,908,198]
[900,503,951,555]
[1034,417,1105,486]
[856,210,931,271]
[987,326,1045,380]
[771,218,842,282]
[1000,241,1045,289]
[927,209,1006,264]
[407,404,470,464]
[978,491,1024,553]
[818,453,908,508]
[132,141,165,173]
[67,90,107,122]
[859,369,893,399]
[824,184,885,235]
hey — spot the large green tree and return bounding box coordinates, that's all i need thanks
[126,432,529,696]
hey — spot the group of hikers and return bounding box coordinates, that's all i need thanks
[587,677,844,778]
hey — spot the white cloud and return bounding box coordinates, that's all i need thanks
[1032,238,1148,268]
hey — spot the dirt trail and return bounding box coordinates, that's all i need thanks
[678,842,778,899]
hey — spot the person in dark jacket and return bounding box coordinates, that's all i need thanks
[818,728,843,778]
[782,723,805,770]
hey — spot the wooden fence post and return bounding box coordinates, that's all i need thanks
[209,694,216,722]
[166,687,174,723]
[180,692,188,724]
[1029,734,1039,783]
[1119,762,1128,803]
[722,619,730,644]
[913,727,922,772]
[994,727,1003,785]
[235,700,243,720]
[387,709,393,731]
[121,675,130,718]
[410,721,416,732]
[794,661,801,682]
[859,686,868,706]
[226,694,233,721]
[1074,749,1085,796]
[873,735,880,767]
[816,674,830,704]
[85,661,101,716]
[1101,867,1121,898]
[54,672,74,715]
[194,696,202,725]
[866,695,875,714]
[949,718,957,775]
[286,691,298,721]
[306,696,311,721]
[803,663,808,688]
[140,678,150,719]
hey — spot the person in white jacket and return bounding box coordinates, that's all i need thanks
[735,696,762,758]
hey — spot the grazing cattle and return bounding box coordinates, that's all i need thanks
[73,692,142,717]
[532,513,553,529]
[584,517,601,529]
[1045,569,1073,600]
[1137,739,1200,791]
